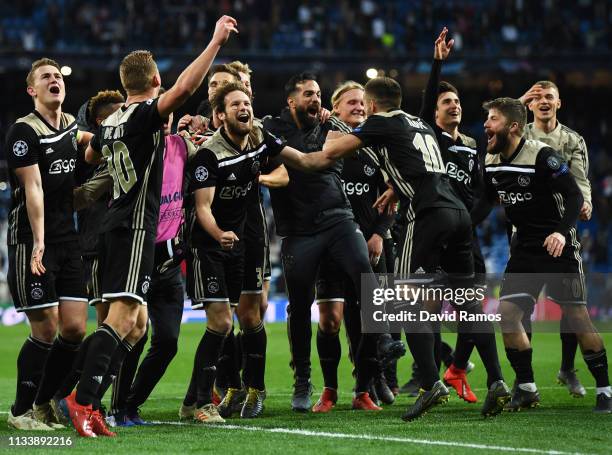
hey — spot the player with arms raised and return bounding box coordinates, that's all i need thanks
[63,16,239,438]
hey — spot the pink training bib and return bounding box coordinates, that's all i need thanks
[156,135,187,243]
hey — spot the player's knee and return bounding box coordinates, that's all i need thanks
[32,325,57,344]
[499,300,523,322]
[60,323,86,342]
[207,307,233,334]
[239,312,260,329]
[319,315,341,333]
[237,301,261,328]
[29,320,58,343]
[113,314,138,338]
[125,325,147,346]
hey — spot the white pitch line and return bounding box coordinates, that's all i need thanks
[148,421,592,455]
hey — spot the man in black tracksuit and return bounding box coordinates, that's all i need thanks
[264,73,404,412]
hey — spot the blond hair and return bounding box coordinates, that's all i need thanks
[119,50,158,94]
[26,58,61,87]
[535,80,559,94]
[227,60,252,76]
[331,81,364,108]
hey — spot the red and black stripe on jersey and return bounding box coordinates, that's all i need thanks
[187,126,285,248]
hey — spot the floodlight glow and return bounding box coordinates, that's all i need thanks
[61,66,72,76]
[366,68,378,79]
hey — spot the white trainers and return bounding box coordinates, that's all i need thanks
[8,408,55,431]
[33,402,66,429]
[179,403,196,421]
[194,404,225,423]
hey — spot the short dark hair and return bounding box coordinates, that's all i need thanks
[364,77,402,110]
[210,81,251,114]
[438,81,458,97]
[482,97,527,134]
[208,64,240,84]
[88,90,125,120]
[284,72,318,98]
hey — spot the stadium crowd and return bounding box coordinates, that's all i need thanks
[0,0,610,55]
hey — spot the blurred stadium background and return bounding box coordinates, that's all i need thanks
[0,0,610,324]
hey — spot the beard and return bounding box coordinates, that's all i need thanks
[487,127,510,155]
[295,104,319,128]
[225,116,252,138]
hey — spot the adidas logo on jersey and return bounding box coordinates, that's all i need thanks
[228,173,237,181]
[93,376,103,384]
[45,147,55,155]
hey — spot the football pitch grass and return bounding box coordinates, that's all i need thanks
[0,322,610,454]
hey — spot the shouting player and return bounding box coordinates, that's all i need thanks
[63,16,239,438]
[475,97,611,414]
[6,58,92,430]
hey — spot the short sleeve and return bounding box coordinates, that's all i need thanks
[5,122,40,169]
[535,147,570,179]
[350,115,387,146]
[189,149,218,191]
[132,98,164,132]
[263,129,286,157]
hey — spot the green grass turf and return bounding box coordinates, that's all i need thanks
[0,322,610,454]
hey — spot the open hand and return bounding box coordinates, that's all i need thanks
[434,27,454,60]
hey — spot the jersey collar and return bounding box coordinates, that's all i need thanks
[34,110,61,133]
[501,137,526,163]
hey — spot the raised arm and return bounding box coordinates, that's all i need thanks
[420,27,453,122]
[157,16,238,118]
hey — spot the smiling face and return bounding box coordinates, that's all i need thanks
[27,64,65,109]
[483,108,513,154]
[529,86,561,123]
[219,90,253,137]
[436,91,462,129]
[288,79,321,128]
[333,88,365,128]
